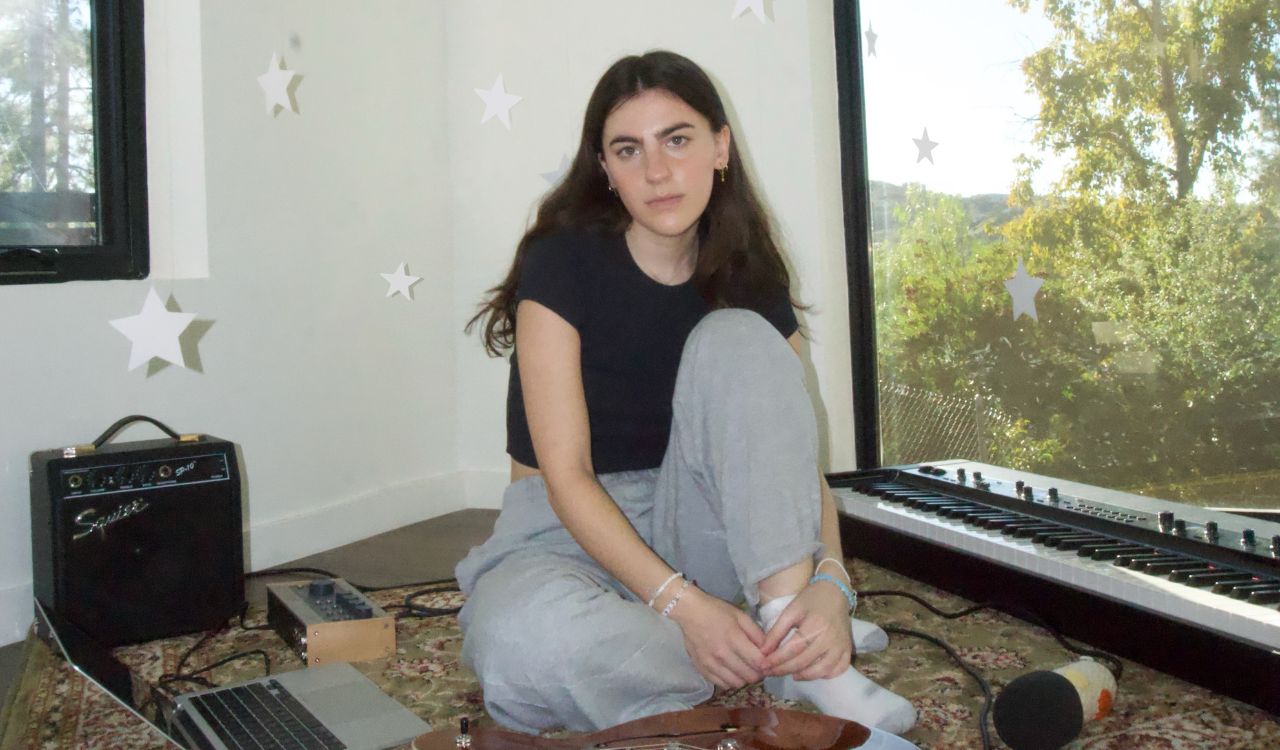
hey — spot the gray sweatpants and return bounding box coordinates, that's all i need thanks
[455,309,824,734]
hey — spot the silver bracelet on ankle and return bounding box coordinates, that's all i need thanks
[660,578,693,618]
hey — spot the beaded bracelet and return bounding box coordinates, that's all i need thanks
[647,572,683,608]
[660,578,693,618]
[811,572,858,614]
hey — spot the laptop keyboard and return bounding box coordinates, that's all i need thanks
[190,679,346,749]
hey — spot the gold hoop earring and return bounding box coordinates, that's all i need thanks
[718,166,727,183]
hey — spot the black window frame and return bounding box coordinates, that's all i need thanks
[833,0,879,469]
[0,0,148,284]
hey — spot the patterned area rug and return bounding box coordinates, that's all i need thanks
[1,559,1277,750]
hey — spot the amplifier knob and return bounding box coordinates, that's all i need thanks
[157,465,173,480]
[1242,529,1256,547]
[67,474,83,489]
[1205,521,1219,541]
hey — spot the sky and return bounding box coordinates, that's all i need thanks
[860,0,1063,197]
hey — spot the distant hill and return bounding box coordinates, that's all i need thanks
[867,180,1021,245]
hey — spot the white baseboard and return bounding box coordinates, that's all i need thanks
[0,580,34,647]
[0,472,472,647]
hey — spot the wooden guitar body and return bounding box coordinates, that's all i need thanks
[412,707,918,750]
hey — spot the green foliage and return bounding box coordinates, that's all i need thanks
[1009,0,1280,202]
[876,1,1280,503]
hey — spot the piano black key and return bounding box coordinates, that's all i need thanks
[1127,555,1186,571]
[1033,529,1083,544]
[936,505,986,518]
[1000,521,1054,536]
[1229,583,1280,600]
[1075,540,1125,556]
[1212,576,1265,594]
[1057,536,1111,551]
[904,496,953,508]
[979,516,1027,530]
[1087,545,1149,561]
[1118,553,1178,568]
[1169,565,1217,581]
[1143,559,1199,575]
[1184,571,1253,588]
[1012,524,1066,538]
[918,502,972,514]
[1044,533,1100,548]
[1247,589,1280,604]
[962,512,1010,525]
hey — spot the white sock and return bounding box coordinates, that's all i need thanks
[757,595,916,735]
[852,617,889,653]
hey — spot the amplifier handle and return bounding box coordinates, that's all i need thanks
[91,415,191,448]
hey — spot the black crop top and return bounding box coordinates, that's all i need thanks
[506,228,799,474]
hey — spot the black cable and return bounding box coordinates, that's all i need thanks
[860,590,1123,679]
[883,624,994,750]
[397,585,463,619]
[245,566,459,594]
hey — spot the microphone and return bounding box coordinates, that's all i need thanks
[992,657,1117,750]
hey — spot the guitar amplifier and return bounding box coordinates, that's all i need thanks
[29,431,245,645]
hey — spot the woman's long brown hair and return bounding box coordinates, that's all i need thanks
[466,50,800,357]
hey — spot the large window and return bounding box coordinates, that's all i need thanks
[0,0,147,283]
[842,0,1280,510]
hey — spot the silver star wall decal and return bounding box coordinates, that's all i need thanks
[474,75,522,130]
[865,25,878,56]
[913,128,939,164]
[1004,259,1045,322]
[732,0,768,22]
[541,154,572,186]
[109,287,198,370]
[257,53,299,115]
[381,262,422,301]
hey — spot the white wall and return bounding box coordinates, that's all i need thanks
[0,0,853,647]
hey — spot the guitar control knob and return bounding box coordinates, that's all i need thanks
[1242,529,1256,547]
[1173,519,1187,536]
[1205,521,1219,541]
[1158,511,1174,531]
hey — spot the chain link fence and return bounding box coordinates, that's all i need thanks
[879,382,1017,464]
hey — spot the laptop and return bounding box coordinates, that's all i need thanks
[34,598,431,749]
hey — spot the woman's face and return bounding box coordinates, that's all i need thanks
[598,89,730,244]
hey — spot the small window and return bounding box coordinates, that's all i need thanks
[0,0,147,284]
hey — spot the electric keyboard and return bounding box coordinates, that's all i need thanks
[828,460,1280,715]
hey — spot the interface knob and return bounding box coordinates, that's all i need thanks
[973,471,983,481]
[1205,521,1219,541]
[1173,519,1187,536]
[1158,511,1174,531]
[308,579,336,598]
[1242,529,1256,547]
[1047,487,1059,501]
[957,468,967,482]
[1015,480,1025,492]
[1023,486,1035,501]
